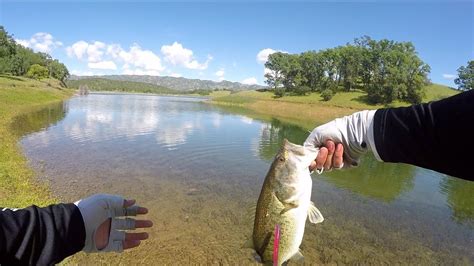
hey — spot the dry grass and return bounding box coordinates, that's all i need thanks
[210,84,458,129]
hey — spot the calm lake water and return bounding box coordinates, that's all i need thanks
[14,94,474,264]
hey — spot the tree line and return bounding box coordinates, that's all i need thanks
[0,26,69,84]
[265,36,431,104]
[455,60,474,91]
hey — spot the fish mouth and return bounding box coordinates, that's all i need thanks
[282,139,317,156]
[282,139,319,169]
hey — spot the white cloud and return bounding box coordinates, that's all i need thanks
[215,69,225,77]
[122,67,160,76]
[161,42,211,70]
[16,32,62,53]
[242,77,258,85]
[169,73,182,78]
[106,44,122,59]
[119,44,164,72]
[66,41,106,62]
[264,67,272,75]
[111,44,164,73]
[88,60,117,70]
[16,39,30,48]
[70,70,95,76]
[68,41,165,75]
[257,48,287,64]
[161,42,192,65]
[215,69,225,81]
[240,116,253,124]
[442,74,457,80]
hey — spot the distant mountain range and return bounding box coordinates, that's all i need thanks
[69,75,266,91]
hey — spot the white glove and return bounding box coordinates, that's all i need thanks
[304,110,380,171]
[74,194,140,253]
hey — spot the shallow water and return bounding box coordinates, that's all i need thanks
[14,94,474,264]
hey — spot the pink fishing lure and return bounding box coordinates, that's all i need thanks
[273,224,281,266]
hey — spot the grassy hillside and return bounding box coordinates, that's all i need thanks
[70,74,265,91]
[210,84,459,129]
[0,75,73,207]
[67,78,179,94]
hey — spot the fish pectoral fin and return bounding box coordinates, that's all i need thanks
[280,202,299,215]
[290,250,304,262]
[243,238,254,249]
[308,201,324,224]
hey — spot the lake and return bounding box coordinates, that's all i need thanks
[13,93,474,264]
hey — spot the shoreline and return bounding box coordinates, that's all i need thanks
[0,76,73,208]
[207,86,458,130]
[209,97,359,130]
[88,90,210,99]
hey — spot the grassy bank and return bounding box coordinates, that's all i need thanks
[0,75,73,207]
[210,84,458,130]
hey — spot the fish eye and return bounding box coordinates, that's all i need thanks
[279,156,285,162]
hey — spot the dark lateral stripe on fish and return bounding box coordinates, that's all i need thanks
[258,232,272,258]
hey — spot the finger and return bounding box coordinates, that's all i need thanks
[136,207,148,215]
[123,240,141,250]
[323,140,335,170]
[135,220,153,228]
[122,199,148,216]
[333,143,344,169]
[107,195,126,217]
[113,218,136,230]
[125,232,149,241]
[309,160,317,172]
[126,206,148,216]
[315,147,328,171]
[123,199,136,208]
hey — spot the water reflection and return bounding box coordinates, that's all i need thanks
[11,101,67,137]
[13,94,474,263]
[255,118,309,161]
[45,95,208,150]
[441,177,474,225]
[63,95,162,143]
[322,157,415,202]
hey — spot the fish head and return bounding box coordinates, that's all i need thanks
[274,139,319,175]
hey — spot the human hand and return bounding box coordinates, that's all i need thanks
[308,140,344,172]
[74,194,153,253]
[304,110,376,173]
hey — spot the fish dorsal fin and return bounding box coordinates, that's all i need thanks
[290,250,304,262]
[308,201,324,224]
[246,203,257,222]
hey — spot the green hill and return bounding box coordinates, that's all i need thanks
[66,78,179,94]
[210,83,459,129]
[212,83,458,109]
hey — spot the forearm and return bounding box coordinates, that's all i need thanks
[372,90,474,180]
[0,203,85,265]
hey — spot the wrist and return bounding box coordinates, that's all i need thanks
[70,203,87,252]
[365,110,382,161]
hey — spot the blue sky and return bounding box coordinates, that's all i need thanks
[1,1,472,87]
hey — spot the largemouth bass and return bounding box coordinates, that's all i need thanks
[248,139,323,265]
